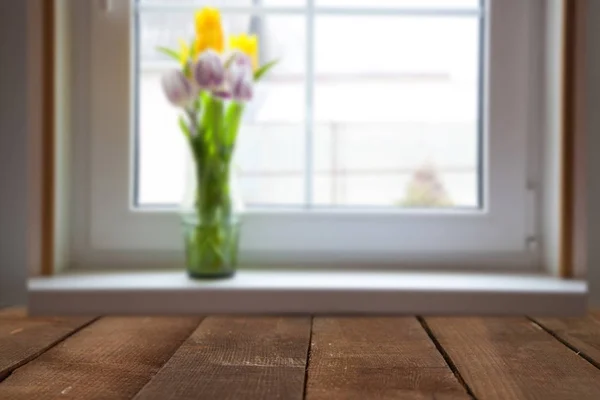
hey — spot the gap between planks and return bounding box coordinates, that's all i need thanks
[4,312,600,400]
[0,307,98,382]
[424,316,600,400]
[134,316,469,400]
[133,316,312,400]
[305,316,470,400]
[530,312,600,370]
[0,315,202,399]
[302,315,314,400]
[417,316,477,399]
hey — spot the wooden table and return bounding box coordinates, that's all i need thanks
[1,308,599,399]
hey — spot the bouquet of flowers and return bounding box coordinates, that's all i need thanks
[159,7,277,278]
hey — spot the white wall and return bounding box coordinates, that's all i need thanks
[0,1,29,306]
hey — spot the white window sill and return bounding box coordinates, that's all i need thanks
[28,270,587,316]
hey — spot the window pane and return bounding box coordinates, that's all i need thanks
[313,124,478,207]
[136,14,306,207]
[139,0,305,8]
[316,0,479,8]
[313,15,481,208]
[139,12,264,63]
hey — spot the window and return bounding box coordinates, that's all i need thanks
[81,0,541,269]
[137,0,481,209]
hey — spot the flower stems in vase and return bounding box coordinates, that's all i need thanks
[158,7,277,278]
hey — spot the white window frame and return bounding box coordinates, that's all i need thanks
[75,0,543,270]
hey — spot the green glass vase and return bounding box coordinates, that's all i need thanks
[181,160,243,279]
[182,213,241,279]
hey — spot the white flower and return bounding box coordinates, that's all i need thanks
[161,69,195,108]
[226,52,254,102]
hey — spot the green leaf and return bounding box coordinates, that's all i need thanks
[184,38,196,75]
[223,53,237,69]
[212,98,225,146]
[183,63,191,77]
[224,102,245,152]
[200,95,225,155]
[193,97,202,114]
[201,95,216,132]
[254,59,279,82]
[156,46,181,63]
[178,115,191,140]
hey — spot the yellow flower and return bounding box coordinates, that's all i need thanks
[179,38,201,66]
[178,39,191,65]
[195,7,224,54]
[229,34,259,71]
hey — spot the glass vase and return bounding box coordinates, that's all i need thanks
[181,213,241,279]
[181,158,244,279]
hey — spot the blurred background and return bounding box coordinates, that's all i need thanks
[136,0,482,209]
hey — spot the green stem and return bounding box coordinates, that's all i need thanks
[183,94,241,275]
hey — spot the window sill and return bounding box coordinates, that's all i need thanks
[28,270,587,316]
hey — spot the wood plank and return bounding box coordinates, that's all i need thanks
[305,317,469,400]
[133,317,311,400]
[533,311,600,367]
[0,316,201,399]
[0,307,94,381]
[425,317,600,400]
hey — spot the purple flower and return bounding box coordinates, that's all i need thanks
[231,77,253,102]
[194,50,225,91]
[212,90,232,100]
[161,69,196,108]
[227,52,254,102]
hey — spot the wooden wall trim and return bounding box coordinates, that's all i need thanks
[572,0,588,279]
[559,0,578,278]
[41,0,55,276]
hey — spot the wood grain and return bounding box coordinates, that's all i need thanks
[0,316,201,399]
[559,0,578,278]
[305,317,469,400]
[425,317,600,400]
[41,0,55,276]
[533,311,600,367]
[0,307,94,381]
[133,317,311,400]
